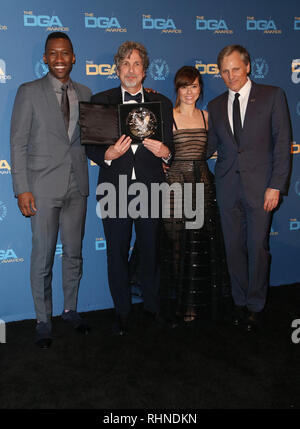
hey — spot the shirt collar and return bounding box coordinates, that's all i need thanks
[48,72,72,92]
[121,86,144,102]
[228,78,252,101]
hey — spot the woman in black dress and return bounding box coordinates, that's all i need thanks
[160,66,229,322]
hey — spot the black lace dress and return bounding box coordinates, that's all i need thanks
[160,112,230,321]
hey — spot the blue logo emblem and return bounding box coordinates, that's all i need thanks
[196,19,228,31]
[0,249,18,261]
[85,16,120,29]
[295,179,300,196]
[251,58,269,79]
[294,19,300,30]
[35,59,48,79]
[24,14,63,27]
[290,219,300,230]
[0,59,12,84]
[95,239,107,251]
[0,201,7,221]
[149,59,169,81]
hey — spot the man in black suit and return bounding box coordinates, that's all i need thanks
[86,41,173,334]
[207,45,291,331]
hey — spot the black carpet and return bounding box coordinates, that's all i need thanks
[1,284,300,410]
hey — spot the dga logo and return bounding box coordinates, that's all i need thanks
[0,60,12,84]
[290,219,300,231]
[0,201,7,222]
[35,59,48,79]
[95,238,107,251]
[142,14,182,33]
[291,59,300,84]
[85,61,118,79]
[84,13,126,32]
[196,16,233,34]
[295,179,300,196]
[149,59,169,81]
[251,58,269,79]
[195,61,220,77]
[246,16,282,34]
[55,244,62,256]
[294,17,300,30]
[0,24,8,31]
[0,249,24,264]
[23,11,69,31]
[297,102,300,116]
[0,160,11,174]
[291,142,300,154]
[269,226,278,236]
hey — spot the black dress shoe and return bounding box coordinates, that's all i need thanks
[35,321,52,348]
[233,305,247,326]
[61,310,90,335]
[142,310,178,329]
[245,311,261,332]
[112,315,129,336]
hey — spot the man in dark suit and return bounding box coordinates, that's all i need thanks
[207,45,291,331]
[10,32,91,348]
[86,41,173,335]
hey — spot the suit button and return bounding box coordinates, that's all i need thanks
[235,170,240,174]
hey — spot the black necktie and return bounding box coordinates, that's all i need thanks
[124,91,142,103]
[233,92,242,144]
[61,84,70,132]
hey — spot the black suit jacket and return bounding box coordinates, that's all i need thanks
[207,82,291,209]
[86,86,174,189]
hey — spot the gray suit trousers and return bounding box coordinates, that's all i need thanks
[30,170,87,322]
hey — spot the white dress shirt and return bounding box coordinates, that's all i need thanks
[227,78,252,132]
[105,86,144,180]
[227,78,278,192]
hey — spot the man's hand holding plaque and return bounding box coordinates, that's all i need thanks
[104,135,132,161]
[142,138,170,158]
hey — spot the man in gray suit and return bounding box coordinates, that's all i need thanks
[207,45,291,332]
[10,32,92,348]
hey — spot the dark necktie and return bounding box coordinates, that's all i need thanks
[61,84,70,132]
[233,92,242,144]
[124,91,142,103]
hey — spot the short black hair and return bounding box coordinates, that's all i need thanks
[44,32,73,52]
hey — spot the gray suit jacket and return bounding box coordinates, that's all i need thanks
[10,74,91,198]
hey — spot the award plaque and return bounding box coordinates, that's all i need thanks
[118,102,163,144]
[79,102,119,145]
[79,101,163,145]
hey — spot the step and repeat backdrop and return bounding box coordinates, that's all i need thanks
[0,0,299,322]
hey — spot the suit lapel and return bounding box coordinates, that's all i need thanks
[222,92,235,144]
[242,82,259,133]
[41,74,69,142]
[108,86,123,104]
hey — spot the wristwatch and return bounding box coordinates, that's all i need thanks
[162,152,172,164]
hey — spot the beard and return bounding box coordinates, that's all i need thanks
[123,75,139,88]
